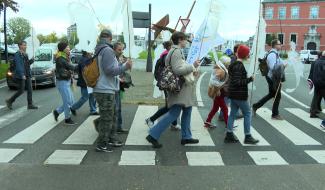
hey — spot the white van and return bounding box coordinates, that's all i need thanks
[299,50,320,64]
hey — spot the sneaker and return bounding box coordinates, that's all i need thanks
[89,112,99,116]
[53,110,59,122]
[117,128,129,134]
[96,143,113,153]
[108,139,124,147]
[70,108,77,116]
[181,138,199,145]
[65,118,76,125]
[244,135,259,144]
[224,132,239,143]
[320,122,325,130]
[27,104,38,109]
[170,124,181,131]
[145,118,154,128]
[272,115,283,120]
[204,122,216,129]
[5,99,12,110]
[146,135,162,148]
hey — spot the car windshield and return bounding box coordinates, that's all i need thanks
[35,49,52,61]
[300,50,308,54]
[310,51,319,55]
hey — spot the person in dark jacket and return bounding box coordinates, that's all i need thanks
[70,51,98,116]
[313,51,325,128]
[5,41,38,110]
[309,55,322,118]
[52,41,77,125]
[224,45,259,144]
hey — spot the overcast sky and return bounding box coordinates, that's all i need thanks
[4,0,260,41]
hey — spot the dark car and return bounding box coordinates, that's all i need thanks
[6,48,56,90]
[0,45,16,61]
[70,49,82,64]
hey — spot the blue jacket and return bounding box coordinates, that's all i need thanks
[13,51,33,79]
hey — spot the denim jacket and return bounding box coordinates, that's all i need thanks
[14,51,33,79]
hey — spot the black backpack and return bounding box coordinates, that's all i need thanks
[258,51,276,76]
[154,54,167,84]
[313,58,325,88]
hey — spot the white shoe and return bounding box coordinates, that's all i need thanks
[170,124,181,131]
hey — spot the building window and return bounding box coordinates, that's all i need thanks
[310,6,319,19]
[290,34,297,44]
[265,7,273,20]
[278,7,286,20]
[291,6,300,19]
[278,33,284,44]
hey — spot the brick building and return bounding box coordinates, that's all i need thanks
[262,0,325,51]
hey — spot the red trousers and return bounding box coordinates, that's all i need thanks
[206,95,228,126]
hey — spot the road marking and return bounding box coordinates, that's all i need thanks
[257,108,321,145]
[44,150,87,165]
[0,84,7,89]
[186,152,224,166]
[285,108,325,132]
[125,105,158,146]
[4,112,64,144]
[0,148,24,163]
[305,150,325,164]
[196,71,207,107]
[118,151,156,166]
[0,105,5,110]
[188,107,215,146]
[0,106,29,129]
[248,151,288,165]
[281,90,310,109]
[234,119,271,146]
[63,116,99,145]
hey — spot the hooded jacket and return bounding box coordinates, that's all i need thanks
[93,39,127,94]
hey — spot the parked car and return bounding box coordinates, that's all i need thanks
[70,49,82,64]
[6,47,56,90]
[300,50,320,64]
[0,44,16,61]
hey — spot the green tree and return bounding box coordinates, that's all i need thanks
[59,35,68,43]
[46,32,59,43]
[0,0,19,12]
[7,17,31,44]
[37,34,46,45]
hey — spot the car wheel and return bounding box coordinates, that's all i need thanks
[51,75,56,87]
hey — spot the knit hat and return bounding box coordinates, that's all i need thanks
[236,45,250,59]
[58,41,68,52]
[100,29,112,38]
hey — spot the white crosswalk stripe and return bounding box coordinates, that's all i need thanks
[188,107,215,146]
[0,148,24,163]
[248,151,288,165]
[305,150,325,164]
[119,151,156,165]
[125,105,158,146]
[0,106,29,129]
[285,108,325,132]
[63,116,99,145]
[234,119,271,146]
[186,152,224,166]
[4,112,64,144]
[0,105,5,110]
[44,150,87,165]
[257,108,321,145]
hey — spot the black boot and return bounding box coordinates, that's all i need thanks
[146,135,162,148]
[28,104,38,109]
[5,99,12,110]
[244,135,259,144]
[224,132,239,143]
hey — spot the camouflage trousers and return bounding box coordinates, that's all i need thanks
[93,92,117,145]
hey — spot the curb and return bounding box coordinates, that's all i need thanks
[0,78,6,84]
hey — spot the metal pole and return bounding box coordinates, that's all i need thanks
[146,3,152,72]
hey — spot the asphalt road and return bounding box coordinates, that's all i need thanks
[0,63,325,190]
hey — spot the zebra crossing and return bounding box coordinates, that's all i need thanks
[1,104,325,166]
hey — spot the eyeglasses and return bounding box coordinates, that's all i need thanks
[276,43,282,45]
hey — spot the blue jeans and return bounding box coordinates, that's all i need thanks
[115,91,122,130]
[149,105,192,140]
[71,87,97,113]
[227,99,251,135]
[56,80,74,119]
[219,97,241,118]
